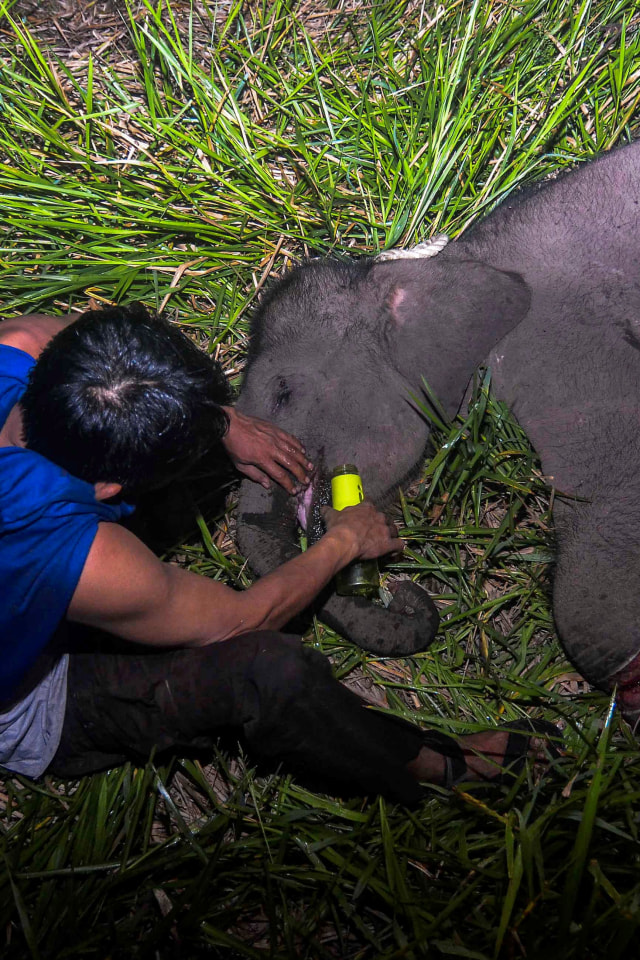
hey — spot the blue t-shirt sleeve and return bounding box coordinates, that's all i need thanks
[0,344,36,424]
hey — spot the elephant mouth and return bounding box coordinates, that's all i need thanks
[296,472,332,544]
[296,482,314,530]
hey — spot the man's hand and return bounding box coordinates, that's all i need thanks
[221,406,312,494]
[321,501,403,561]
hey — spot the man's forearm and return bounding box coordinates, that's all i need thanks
[228,528,358,637]
[89,524,359,648]
[70,504,395,648]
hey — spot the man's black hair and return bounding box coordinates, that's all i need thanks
[21,304,232,496]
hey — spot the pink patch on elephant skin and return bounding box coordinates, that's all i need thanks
[610,651,640,727]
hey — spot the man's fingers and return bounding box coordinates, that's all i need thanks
[252,423,312,481]
[273,449,312,485]
[272,427,307,456]
[262,460,301,494]
[321,502,402,559]
[388,519,402,540]
[258,421,309,458]
[268,430,312,464]
[389,534,405,555]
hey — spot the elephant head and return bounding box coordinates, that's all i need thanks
[236,252,531,656]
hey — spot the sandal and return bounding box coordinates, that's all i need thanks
[422,719,561,788]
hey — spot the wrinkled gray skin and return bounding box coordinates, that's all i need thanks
[236,139,640,715]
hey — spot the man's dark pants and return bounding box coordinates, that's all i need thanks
[48,630,427,806]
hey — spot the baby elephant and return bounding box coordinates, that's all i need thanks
[236,138,640,723]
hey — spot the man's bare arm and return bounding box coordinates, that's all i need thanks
[0,313,82,357]
[68,503,401,646]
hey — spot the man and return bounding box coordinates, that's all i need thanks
[0,304,556,805]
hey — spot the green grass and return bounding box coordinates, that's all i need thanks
[1,0,640,956]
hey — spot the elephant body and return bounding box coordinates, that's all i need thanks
[236,139,640,718]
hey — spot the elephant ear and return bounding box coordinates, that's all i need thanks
[373,257,531,415]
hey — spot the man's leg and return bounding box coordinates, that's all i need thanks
[48,630,557,804]
[48,631,429,804]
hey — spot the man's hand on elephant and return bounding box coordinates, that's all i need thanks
[321,501,403,562]
[221,406,312,494]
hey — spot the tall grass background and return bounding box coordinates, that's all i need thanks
[1,0,640,956]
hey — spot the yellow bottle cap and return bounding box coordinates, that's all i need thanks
[331,471,364,510]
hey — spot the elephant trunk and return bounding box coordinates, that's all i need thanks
[236,479,440,657]
[236,478,301,576]
[318,587,440,657]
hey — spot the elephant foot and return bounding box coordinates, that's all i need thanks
[609,652,640,729]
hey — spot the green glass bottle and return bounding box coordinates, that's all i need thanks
[330,464,380,599]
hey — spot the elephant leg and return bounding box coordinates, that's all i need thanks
[236,478,301,577]
[552,496,640,716]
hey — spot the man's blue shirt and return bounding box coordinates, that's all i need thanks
[0,343,134,700]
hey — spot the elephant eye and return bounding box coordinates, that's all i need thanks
[273,377,292,411]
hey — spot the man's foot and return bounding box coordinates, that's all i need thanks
[407,720,560,787]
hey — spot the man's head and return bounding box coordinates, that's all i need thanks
[21,304,231,497]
